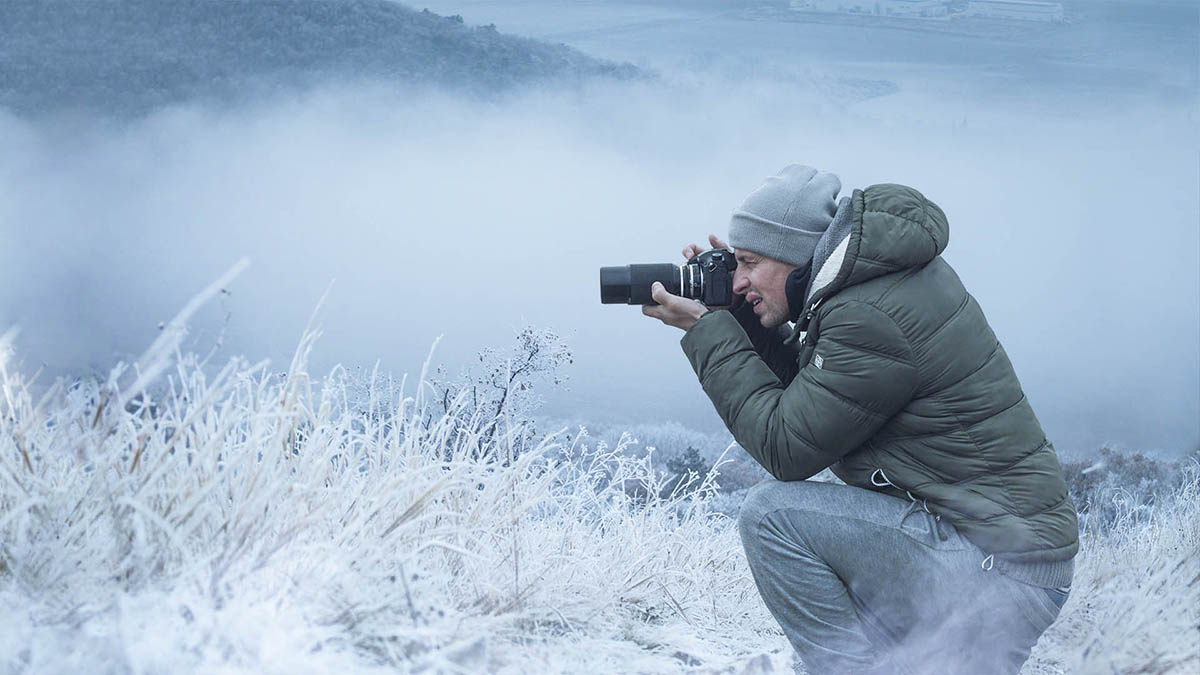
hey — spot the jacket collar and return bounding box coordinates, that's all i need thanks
[785,262,812,322]
[805,195,856,307]
[782,195,853,342]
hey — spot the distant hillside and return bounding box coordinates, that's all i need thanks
[0,0,641,117]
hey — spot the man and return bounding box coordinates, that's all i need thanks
[642,165,1078,674]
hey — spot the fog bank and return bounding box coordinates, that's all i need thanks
[2,71,1195,456]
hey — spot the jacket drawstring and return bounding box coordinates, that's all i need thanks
[874,468,956,545]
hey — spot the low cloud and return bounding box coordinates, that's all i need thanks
[0,73,1195,455]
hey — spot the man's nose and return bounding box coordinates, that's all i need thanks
[732,271,749,294]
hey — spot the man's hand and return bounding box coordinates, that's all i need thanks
[682,233,730,262]
[643,234,737,331]
[642,282,708,331]
[683,233,744,312]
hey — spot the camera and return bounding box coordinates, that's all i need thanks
[600,248,737,307]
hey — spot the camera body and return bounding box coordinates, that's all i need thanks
[685,248,738,307]
[600,248,738,307]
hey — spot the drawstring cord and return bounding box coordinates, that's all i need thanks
[873,468,972,547]
[877,468,948,544]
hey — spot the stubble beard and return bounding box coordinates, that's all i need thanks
[759,301,789,330]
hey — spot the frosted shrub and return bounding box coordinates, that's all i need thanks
[424,326,572,461]
[1060,447,1194,532]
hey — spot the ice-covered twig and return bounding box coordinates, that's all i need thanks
[119,258,250,410]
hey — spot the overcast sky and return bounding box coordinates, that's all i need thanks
[1,0,1196,457]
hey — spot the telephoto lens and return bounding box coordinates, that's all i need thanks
[599,264,682,305]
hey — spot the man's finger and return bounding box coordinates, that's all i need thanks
[709,233,729,250]
[650,281,668,305]
[642,303,668,322]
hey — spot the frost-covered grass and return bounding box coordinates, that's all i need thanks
[1024,461,1200,675]
[0,322,787,674]
[0,321,1196,673]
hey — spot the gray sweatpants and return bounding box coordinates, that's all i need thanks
[737,480,1069,675]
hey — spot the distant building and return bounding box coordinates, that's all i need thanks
[964,0,1064,22]
[789,0,949,18]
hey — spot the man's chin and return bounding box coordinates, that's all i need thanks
[759,312,788,330]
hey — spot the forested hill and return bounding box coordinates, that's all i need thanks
[0,0,641,117]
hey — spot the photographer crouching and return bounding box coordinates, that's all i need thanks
[603,165,1078,674]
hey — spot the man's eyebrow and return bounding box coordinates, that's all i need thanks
[736,252,756,263]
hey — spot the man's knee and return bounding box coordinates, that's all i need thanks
[737,479,823,546]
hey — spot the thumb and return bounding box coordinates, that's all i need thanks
[650,281,669,305]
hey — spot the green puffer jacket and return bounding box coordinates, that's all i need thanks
[681,183,1078,583]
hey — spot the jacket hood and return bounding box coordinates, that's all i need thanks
[804,184,950,313]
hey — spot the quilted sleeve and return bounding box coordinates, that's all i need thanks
[680,302,917,481]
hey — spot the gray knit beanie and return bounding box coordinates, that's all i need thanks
[728,164,841,267]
